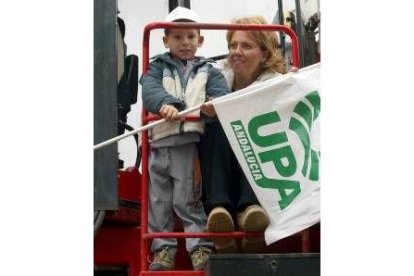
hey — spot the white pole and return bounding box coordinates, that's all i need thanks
[93,104,202,150]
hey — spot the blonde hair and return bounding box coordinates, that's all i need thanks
[226,16,287,75]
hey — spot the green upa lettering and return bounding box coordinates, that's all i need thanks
[255,176,301,210]
[248,111,297,177]
[231,118,301,210]
[247,113,300,208]
[248,111,288,147]
[258,145,297,177]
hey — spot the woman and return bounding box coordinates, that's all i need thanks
[200,16,288,253]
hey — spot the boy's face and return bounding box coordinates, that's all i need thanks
[163,29,204,60]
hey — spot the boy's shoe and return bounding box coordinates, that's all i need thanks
[237,204,269,253]
[190,247,213,270]
[149,247,175,271]
[207,207,237,253]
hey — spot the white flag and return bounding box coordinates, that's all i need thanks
[212,63,320,245]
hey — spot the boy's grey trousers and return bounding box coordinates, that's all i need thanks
[148,142,213,255]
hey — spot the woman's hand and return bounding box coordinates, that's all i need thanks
[200,102,216,117]
[159,104,180,122]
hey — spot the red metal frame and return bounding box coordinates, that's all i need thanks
[140,22,301,275]
[95,168,142,276]
[95,225,142,275]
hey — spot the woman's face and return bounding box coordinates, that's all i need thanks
[228,31,267,81]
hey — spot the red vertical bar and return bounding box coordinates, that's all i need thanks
[140,28,151,272]
[283,27,300,68]
[301,229,310,252]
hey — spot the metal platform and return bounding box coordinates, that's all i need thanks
[205,253,320,276]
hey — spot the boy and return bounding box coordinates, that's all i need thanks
[140,7,230,271]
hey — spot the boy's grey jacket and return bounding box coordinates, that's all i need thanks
[141,52,230,142]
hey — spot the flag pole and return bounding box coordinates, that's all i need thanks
[93,104,202,150]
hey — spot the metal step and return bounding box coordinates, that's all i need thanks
[205,253,320,276]
[140,271,204,276]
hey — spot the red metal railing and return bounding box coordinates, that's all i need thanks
[140,22,300,275]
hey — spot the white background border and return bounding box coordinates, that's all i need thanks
[1,0,413,275]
